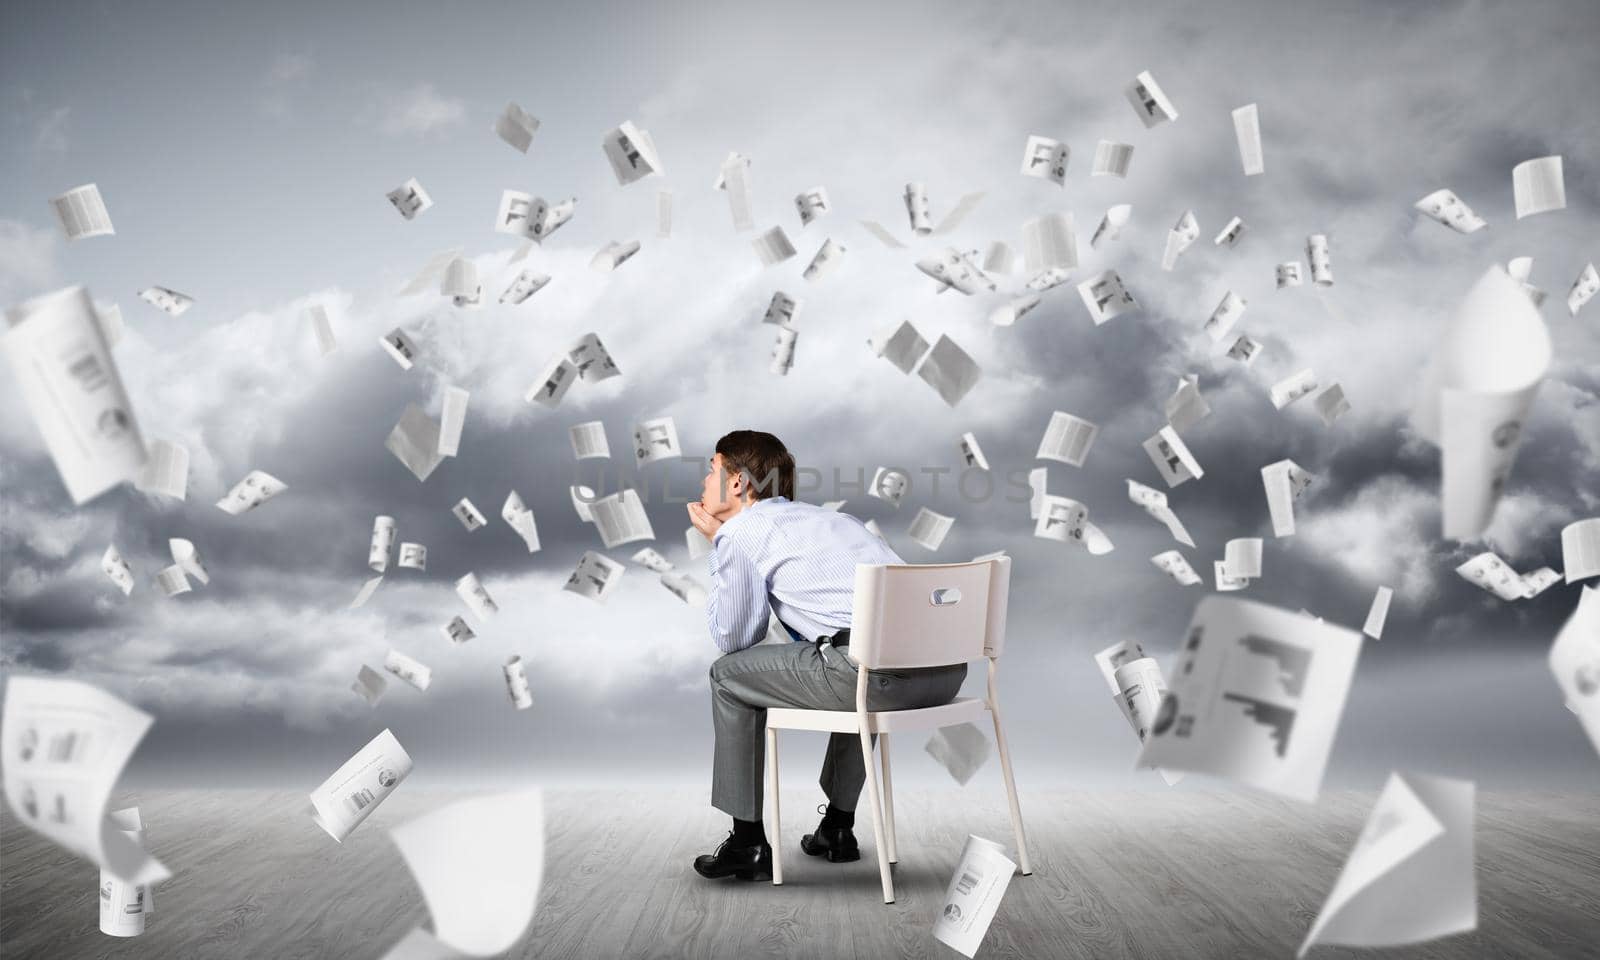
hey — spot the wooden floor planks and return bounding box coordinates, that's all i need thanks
[3,788,1599,959]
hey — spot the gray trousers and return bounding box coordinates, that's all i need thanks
[710,640,967,821]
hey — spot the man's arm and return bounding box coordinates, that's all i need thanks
[705,532,767,655]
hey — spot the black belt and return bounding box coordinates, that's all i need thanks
[814,629,850,660]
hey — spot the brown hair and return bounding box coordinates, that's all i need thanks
[715,430,795,502]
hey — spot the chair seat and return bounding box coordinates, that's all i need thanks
[766,696,988,734]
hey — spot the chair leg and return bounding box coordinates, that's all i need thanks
[857,727,894,903]
[766,726,782,885]
[990,707,1032,876]
[880,733,897,864]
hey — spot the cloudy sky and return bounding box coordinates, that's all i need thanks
[1,0,1597,795]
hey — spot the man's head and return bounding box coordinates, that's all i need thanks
[700,430,795,519]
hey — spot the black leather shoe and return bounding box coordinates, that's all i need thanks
[693,832,773,880]
[801,816,861,863]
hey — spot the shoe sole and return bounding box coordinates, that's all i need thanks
[800,839,861,863]
[695,864,774,881]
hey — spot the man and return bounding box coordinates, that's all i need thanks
[686,430,968,880]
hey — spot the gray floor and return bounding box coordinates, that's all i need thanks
[3,788,1598,959]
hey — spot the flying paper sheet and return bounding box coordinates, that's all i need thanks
[858,220,907,248]
[570,420,610,460]
[5,285,148,504]
[350,576,383,609]
[1091,140,1134,178]
[386,177,433,220]
[310,729,412,844]
[1563,518,1600,583]
[1165,376,1211,433]
[1520,566,1561,598]
[306,304,336,356]
[762,291,801,326]
[1094,640,1147,691]
[493,102,539,152]
[448,497,486,533]
[495,191,549,241]
[386,405,445,482]
[216,470,286,515]
[634,417,682,465]
[1227,335,1263,366]
[1412,266,1550,540]
[385,650,433,691]
[1090,204,1132,249]
[442,615,476,645]
[751,226,797,266]
[442,258,481,307]
[719,152,755,231]
[99,807,155,937]
[526,355,577,407]
[1021,135,1069,185]
[960,432,989,470]
[917,334,982,407]
[1128,479,1195,546]
[686,526,710,561]
[802,237,846,282]
[932,191,986,235]
[1136,596,1364,802]
[455,572,499,622]
[138,286,194,316]
[1113,658,1170,742]
[904,182,932,234]
[501,270,550,305]
[591,240,641,272]
[1512,155,1564,219]
[2,677,171,885]
[1224,537,1264,579]
[1261,459,1315,537]
[916,247,995,295]
[1298,773,1476,958]
[379,791,543,959]
[924,723,990,785]
[1313,384,1351,427]
[154,564,190,597]
[1568,263,1598,317]
[1363,586,1394,639]
[102,544,134,595]
[571,485,596,523]
[1034,494,1113,554]
[352,666,387,707]
[932,835,1016,958]
[169,537,209,585]
[1204,291,1248,343]
[1270,369,1320,410]
[1025,267,1072,292]
[771,325,798,376]
[498,655,534,711]
[1232,103,1264,175]
[1414,189,1486,233]
[908,507,955,551]
[398,542,427,571]
[1454,552,1529,601]
[1506,256,1546,307]
[1077,270,1138,325]
[50,183,115,239]
[567,332,620,382]
[370,516,396,571]
[1142,426,1203,488]
[1213,216,1247,247]
[1214,560,1249,592]
[1126,70,1179,127]
[1162,210,1199,270]
[795,186,831,226]
[1037,411,1098,466]
[1306,234,1333,286]
[380,328,419,370]
[601,120,662,185]
[657,190,673,239]
[1548,586,1600,756]
[660,570,707,606]
[1276,262,1304,288]
[631,547,673,573]
[398,249,463,297]
[987,294,1042,327]
[565,550,624,601]
[870,467,910,506]
[502,491,541,553]
[1022,212,1077,274]
[1152,550,1201,586]
[589,489,655,548]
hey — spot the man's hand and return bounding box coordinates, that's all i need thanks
[687,501,723,541]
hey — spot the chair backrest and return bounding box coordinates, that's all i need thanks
[849,557,1011,669]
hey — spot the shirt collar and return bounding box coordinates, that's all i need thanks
[713,495,788,544]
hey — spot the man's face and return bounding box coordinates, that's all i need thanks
[700,453,744,517]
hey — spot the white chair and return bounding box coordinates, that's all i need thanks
[763,556,1032,903]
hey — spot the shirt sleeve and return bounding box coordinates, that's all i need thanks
[705,530,768,655]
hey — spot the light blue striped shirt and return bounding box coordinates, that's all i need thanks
[705,496,903,654]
